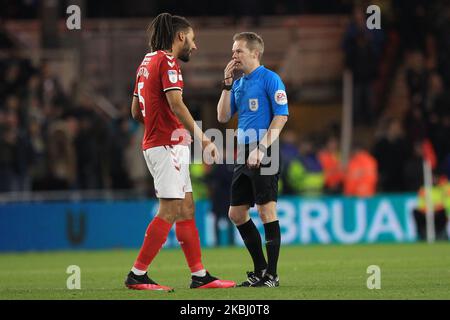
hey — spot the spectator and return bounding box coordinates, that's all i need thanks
[0,112,15,192]
[74,114,101,189]
[109,117,132,189]
[413,174,448,241]
[403,142,425,192]
[405,50,429,112]
[286,138,324,196]
[28,118,47,191]
[46,118,78,190]
[404,106,427,144]
[279,129,299,194]
[344,144,378,197]
[0,64,22,102]
[427,73,450,165]
[373,118,409,192]
[343,4,384,125]
[40,62,66,108]
[0,18,15,49]
[318,135,343,194]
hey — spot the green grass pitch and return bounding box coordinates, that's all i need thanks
[0,243,449,300]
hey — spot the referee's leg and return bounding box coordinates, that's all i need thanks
[229,205,268,275]
[256,201,281,279]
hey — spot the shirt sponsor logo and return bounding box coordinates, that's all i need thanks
[168,70,178,84]
[249,98,259,111]
[274,90,288,105]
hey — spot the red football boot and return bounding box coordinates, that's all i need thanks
[190,271,236,289]
[125,272,174,292]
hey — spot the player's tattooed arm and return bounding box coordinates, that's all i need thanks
[131,96,144,124]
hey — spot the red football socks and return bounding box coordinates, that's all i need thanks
[133,216,172,271]
[175,219,204,273]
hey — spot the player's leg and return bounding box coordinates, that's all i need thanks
[173,145,206,276]
[175,192,235,288]
[125,198,181,291]
[174,145,235,288]
[125,146,185,291]
[176,192,205,275]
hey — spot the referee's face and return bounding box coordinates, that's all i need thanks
[232,40,258,74]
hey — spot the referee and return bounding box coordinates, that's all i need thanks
[217,32,289,287]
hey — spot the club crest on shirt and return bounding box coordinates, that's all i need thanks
[249,98,259,111]
[168,70,178,84]
[274,90,288,105]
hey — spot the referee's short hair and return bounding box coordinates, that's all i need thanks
[233,32,264,61]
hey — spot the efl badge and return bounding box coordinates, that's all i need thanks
[249,99,259,111]
[168,70,178,84]
[274,90,288,105]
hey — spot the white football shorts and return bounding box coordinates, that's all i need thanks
[143,145,192,199]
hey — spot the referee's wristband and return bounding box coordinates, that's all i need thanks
[222,76,233,91]
[222,82,232,91]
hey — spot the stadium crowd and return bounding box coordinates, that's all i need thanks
[0,1,449,201]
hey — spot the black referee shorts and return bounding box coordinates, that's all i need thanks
[230,143,280,207]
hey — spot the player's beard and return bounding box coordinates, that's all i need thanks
[178,41,191,62]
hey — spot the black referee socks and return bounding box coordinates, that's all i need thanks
[264,220,281,277]
[237,219,268,273]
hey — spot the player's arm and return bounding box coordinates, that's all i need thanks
[166,90,212,149]
[131,96,144,124]
[217,59,236,123]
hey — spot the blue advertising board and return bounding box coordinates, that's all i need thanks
[0,194,439,252]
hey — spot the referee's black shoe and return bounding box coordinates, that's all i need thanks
[250,273,279,287]
[237,270,265,287]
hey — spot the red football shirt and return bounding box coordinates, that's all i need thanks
[133,50,188,150]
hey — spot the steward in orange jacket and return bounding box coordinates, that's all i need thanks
[344,147,378,197]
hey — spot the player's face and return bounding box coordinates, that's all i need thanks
[232,40,258,72]
[179,28,197,62]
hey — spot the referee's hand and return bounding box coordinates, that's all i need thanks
[224,60,236,85]
[247,148,264,169]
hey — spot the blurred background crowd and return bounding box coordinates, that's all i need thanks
[0,0,449,203]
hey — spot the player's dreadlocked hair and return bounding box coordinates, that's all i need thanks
[147,13,192,52]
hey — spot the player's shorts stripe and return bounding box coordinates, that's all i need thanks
[163,87,182,92]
